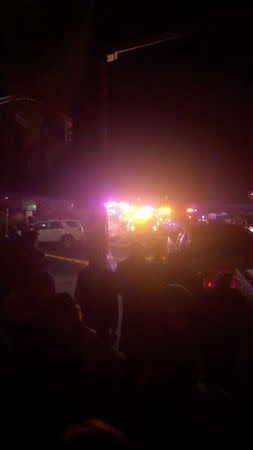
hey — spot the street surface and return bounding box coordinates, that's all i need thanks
[39,243,88,296]
[47,257,85,296]
[41,241,127,296]
[41,232,168,295]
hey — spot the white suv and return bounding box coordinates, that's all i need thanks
[34,220,85,248]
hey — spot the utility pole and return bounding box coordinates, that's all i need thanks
[73,22,192,267]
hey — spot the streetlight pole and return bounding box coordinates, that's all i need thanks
[106,33,191,62]
[101,32,192,265]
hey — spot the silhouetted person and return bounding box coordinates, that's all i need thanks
[0,238,46,308]
[115,240,153,357]
[1,272,56,325]
[149,237,169,287]
[117,284,200,449]
[0,292,119,449]
[116,240,147,289]
[200,286,248,392]
[57,419,132,450]
[75,254,117,346]
[139,284,198,387]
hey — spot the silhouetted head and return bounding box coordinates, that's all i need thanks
[128,239,145,261]
[145,284,192,333]
[0,238,46,305]
[59,419,132,450]
[88,250,107,270]
[153,237,166,259]
[144,284,196,385]
[214,272,233,291]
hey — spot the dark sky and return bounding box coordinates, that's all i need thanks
[106,12,253,203]
[1,2,253,202]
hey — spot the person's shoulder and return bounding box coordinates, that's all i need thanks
[76,267,91,282]
[103,267,116,278]
[115,258,128,272]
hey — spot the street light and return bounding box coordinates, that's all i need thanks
[106,33,191,62]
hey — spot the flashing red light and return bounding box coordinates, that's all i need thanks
[202,279,215,289]
[4,196,8,200]
[66,121,72,127]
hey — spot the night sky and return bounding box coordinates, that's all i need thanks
[107,22,253,203]
[1,2,252,203]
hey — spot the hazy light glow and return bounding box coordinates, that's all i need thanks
[106,201,156,225]
[186,207,195,213]
[107,208,117,215]
[119,202,129,210]
[133,206,154,221]
[158,207,172,216]
[123,206,137,222]
[105,201,118,208]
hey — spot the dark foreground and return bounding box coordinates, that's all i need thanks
[1,235,253,450]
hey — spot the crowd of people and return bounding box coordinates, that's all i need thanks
[0,232,253,450]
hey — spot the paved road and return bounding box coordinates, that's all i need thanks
[39,243,88,296]
[41,236,161,296]
[41,242,126,296]
[47,257,85,296]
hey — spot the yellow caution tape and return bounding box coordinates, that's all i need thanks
[45,253,159,265]
[45,253,89,266]
[45,253,125,265]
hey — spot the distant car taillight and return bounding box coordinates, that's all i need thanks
[202,278,215,289]
[230,276,241,290]
[201,271,217,289]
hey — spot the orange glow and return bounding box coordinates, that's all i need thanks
[122,205,137,221]
[133,206,154,222]
[158,207,172,216]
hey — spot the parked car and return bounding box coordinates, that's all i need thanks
[33,220,85,248]
[168,222,253,289]
[235,268,253,302]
